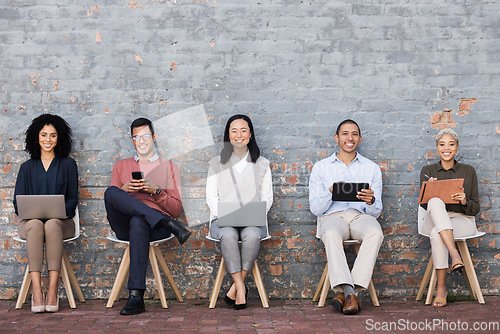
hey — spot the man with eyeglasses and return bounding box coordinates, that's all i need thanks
[104,117,191,315]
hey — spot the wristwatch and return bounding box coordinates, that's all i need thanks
[370,196,375,205]
[155,188,162,196]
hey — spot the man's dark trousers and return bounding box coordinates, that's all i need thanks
[104,186,172,290]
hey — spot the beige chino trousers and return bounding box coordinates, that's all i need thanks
[19,218,75,272]
[318,209,383,290]
[422,197,477,269]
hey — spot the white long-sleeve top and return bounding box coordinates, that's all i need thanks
[206,152,273,222]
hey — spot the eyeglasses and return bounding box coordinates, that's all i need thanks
[132,134,153,141]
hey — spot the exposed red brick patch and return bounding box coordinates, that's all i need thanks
[381,264,409,275]
[480,210,493,221]
[287,238,306,249]
[88,4,100,16]
[269,227,292,237]
[425,150,436,160]
[405,277,419,286]
[269,264,282,275]
[430,109,456,129]
[285,175,298,185]
[262,239,284,248]
[457,97,477,115]
[469,238,479,247]
[0,189,10,199]
[3,165,12,174]
[79,188,92,199]
[189,175,201,185]
[317,150,328,159]
[289,162,300,172]
[379,161,389,172]
[491,277,500,288]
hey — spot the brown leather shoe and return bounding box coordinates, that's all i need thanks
[342,293,361,315]
[330,292,345,313]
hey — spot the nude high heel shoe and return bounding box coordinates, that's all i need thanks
[45,293,59,313]
[31,295,45,313]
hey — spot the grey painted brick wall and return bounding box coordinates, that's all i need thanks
[0,0,498,301]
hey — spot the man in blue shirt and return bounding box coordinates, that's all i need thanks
[309,119,383,315]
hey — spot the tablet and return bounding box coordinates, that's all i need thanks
[331,182,369,202]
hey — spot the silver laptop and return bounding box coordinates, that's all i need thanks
[217,201,267,227]
[16,195,67,220]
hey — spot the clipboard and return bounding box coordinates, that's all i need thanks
[418,178,464,204]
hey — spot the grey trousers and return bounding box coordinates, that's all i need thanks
[210,220,266,274]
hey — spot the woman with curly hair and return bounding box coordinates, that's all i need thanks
[13,114,78,313]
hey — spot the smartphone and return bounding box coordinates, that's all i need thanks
[132,171,144,180]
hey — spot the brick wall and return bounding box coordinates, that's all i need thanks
[0,1,498,301]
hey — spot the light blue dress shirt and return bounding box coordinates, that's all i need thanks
[309,152,383,218]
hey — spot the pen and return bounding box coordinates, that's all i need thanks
[424,174,431,179]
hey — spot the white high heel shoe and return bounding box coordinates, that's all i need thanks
[45,293,59,313]
[31,294,45,313]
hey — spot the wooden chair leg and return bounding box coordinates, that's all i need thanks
[209,257,226,309]
[416,255,434,301]
[425,268,437,305]
[462,262,475,299]
[117,267,129,302]
[367,280,380,306]
[318,266,330,308]
[60,257,77,309]
[62,251,85,303]
[457,240,485,304]
[149,245,168,309]
[16,265,32,309]
[252,260,269,308]
[353,243,380,306]
[154,246,183,302]
[107,246,130,308]
[313,265,328,303]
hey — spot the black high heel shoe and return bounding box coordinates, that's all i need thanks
[234,285,248,310]
[224,293,235,306]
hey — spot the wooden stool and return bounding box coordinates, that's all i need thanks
[313,240,380,307]
[106,235,183,309]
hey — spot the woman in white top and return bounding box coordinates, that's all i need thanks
[206,114,273,310]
